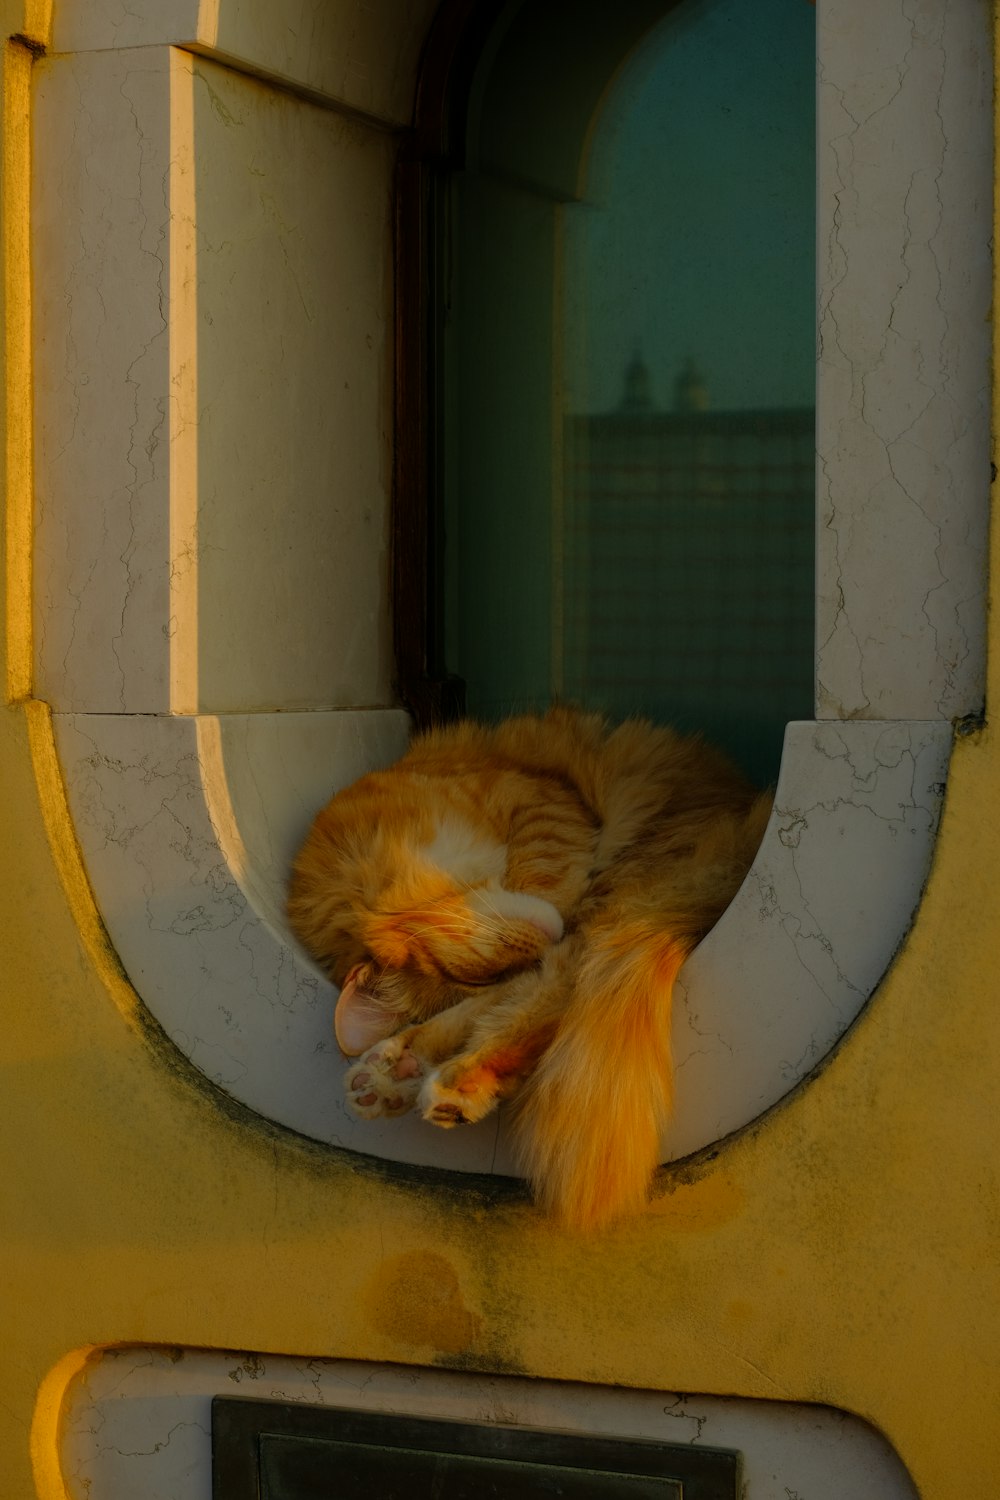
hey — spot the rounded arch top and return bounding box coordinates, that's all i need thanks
[413,0,684,197]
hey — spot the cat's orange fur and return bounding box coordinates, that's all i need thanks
[287,707,770,1231]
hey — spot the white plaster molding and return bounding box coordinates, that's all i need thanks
[670,719,951,1157]
[59,1347,919,1500]
[53,711,951,1169]
[816,0,992,720]
[32,47,176,712]
[49,0,442,129]
[33,46,396,715]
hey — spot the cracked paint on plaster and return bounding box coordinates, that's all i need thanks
[32,49,175,713]
[32,48,397,716]
[816,0,992,721]
[668,719,950,1157]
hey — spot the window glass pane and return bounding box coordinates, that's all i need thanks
[443,0,815,784]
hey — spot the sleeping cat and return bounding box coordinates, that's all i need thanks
[287,707,771,1231]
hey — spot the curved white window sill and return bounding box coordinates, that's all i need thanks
[53,709,951,1171]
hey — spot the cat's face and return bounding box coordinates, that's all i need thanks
[336,859,563,1049]
[288,788,564,1054]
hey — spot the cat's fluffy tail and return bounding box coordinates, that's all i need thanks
[512,921,689,1232]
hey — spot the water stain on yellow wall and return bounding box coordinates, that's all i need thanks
[724,1298,754,1329]
[650,1172,744,1232]
[364,1249,482,1356]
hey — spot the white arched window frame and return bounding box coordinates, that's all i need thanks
[31,0,992,1173]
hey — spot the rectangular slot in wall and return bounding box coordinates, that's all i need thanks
[212,1398,741,1498]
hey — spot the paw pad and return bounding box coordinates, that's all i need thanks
[344,1036,424,1119]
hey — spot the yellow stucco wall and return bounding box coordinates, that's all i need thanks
[3,7,999,1497]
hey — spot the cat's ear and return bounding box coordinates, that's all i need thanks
[335,965,397,1055]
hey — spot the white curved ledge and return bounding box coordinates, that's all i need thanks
[53,711,951,1171]
[60,1346,919,1500]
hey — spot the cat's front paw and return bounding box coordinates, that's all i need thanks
[344,1034,424,1119]
[419,1058,502,1128]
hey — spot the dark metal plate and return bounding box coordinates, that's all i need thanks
[212,1397,740,1500]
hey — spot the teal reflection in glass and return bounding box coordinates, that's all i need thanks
[442,0,815,784]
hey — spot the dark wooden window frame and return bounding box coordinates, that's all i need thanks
[392,0,509,728]
[393,0,688,729]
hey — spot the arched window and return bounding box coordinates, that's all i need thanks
[396,0,815,784]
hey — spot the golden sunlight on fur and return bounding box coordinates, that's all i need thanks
[288,708,771,1231]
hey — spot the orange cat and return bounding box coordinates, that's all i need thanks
[288,708,770,1231]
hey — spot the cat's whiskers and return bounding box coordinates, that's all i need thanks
[375,906,506,941]
[444,876,530,934]
[388,919,507,945]
[394,907,517,941]
[457,880,510,928]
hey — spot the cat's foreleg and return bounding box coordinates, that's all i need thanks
[344,989,499,1120]
[419,942,578,1127]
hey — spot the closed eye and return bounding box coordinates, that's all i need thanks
[440,962,537,989]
